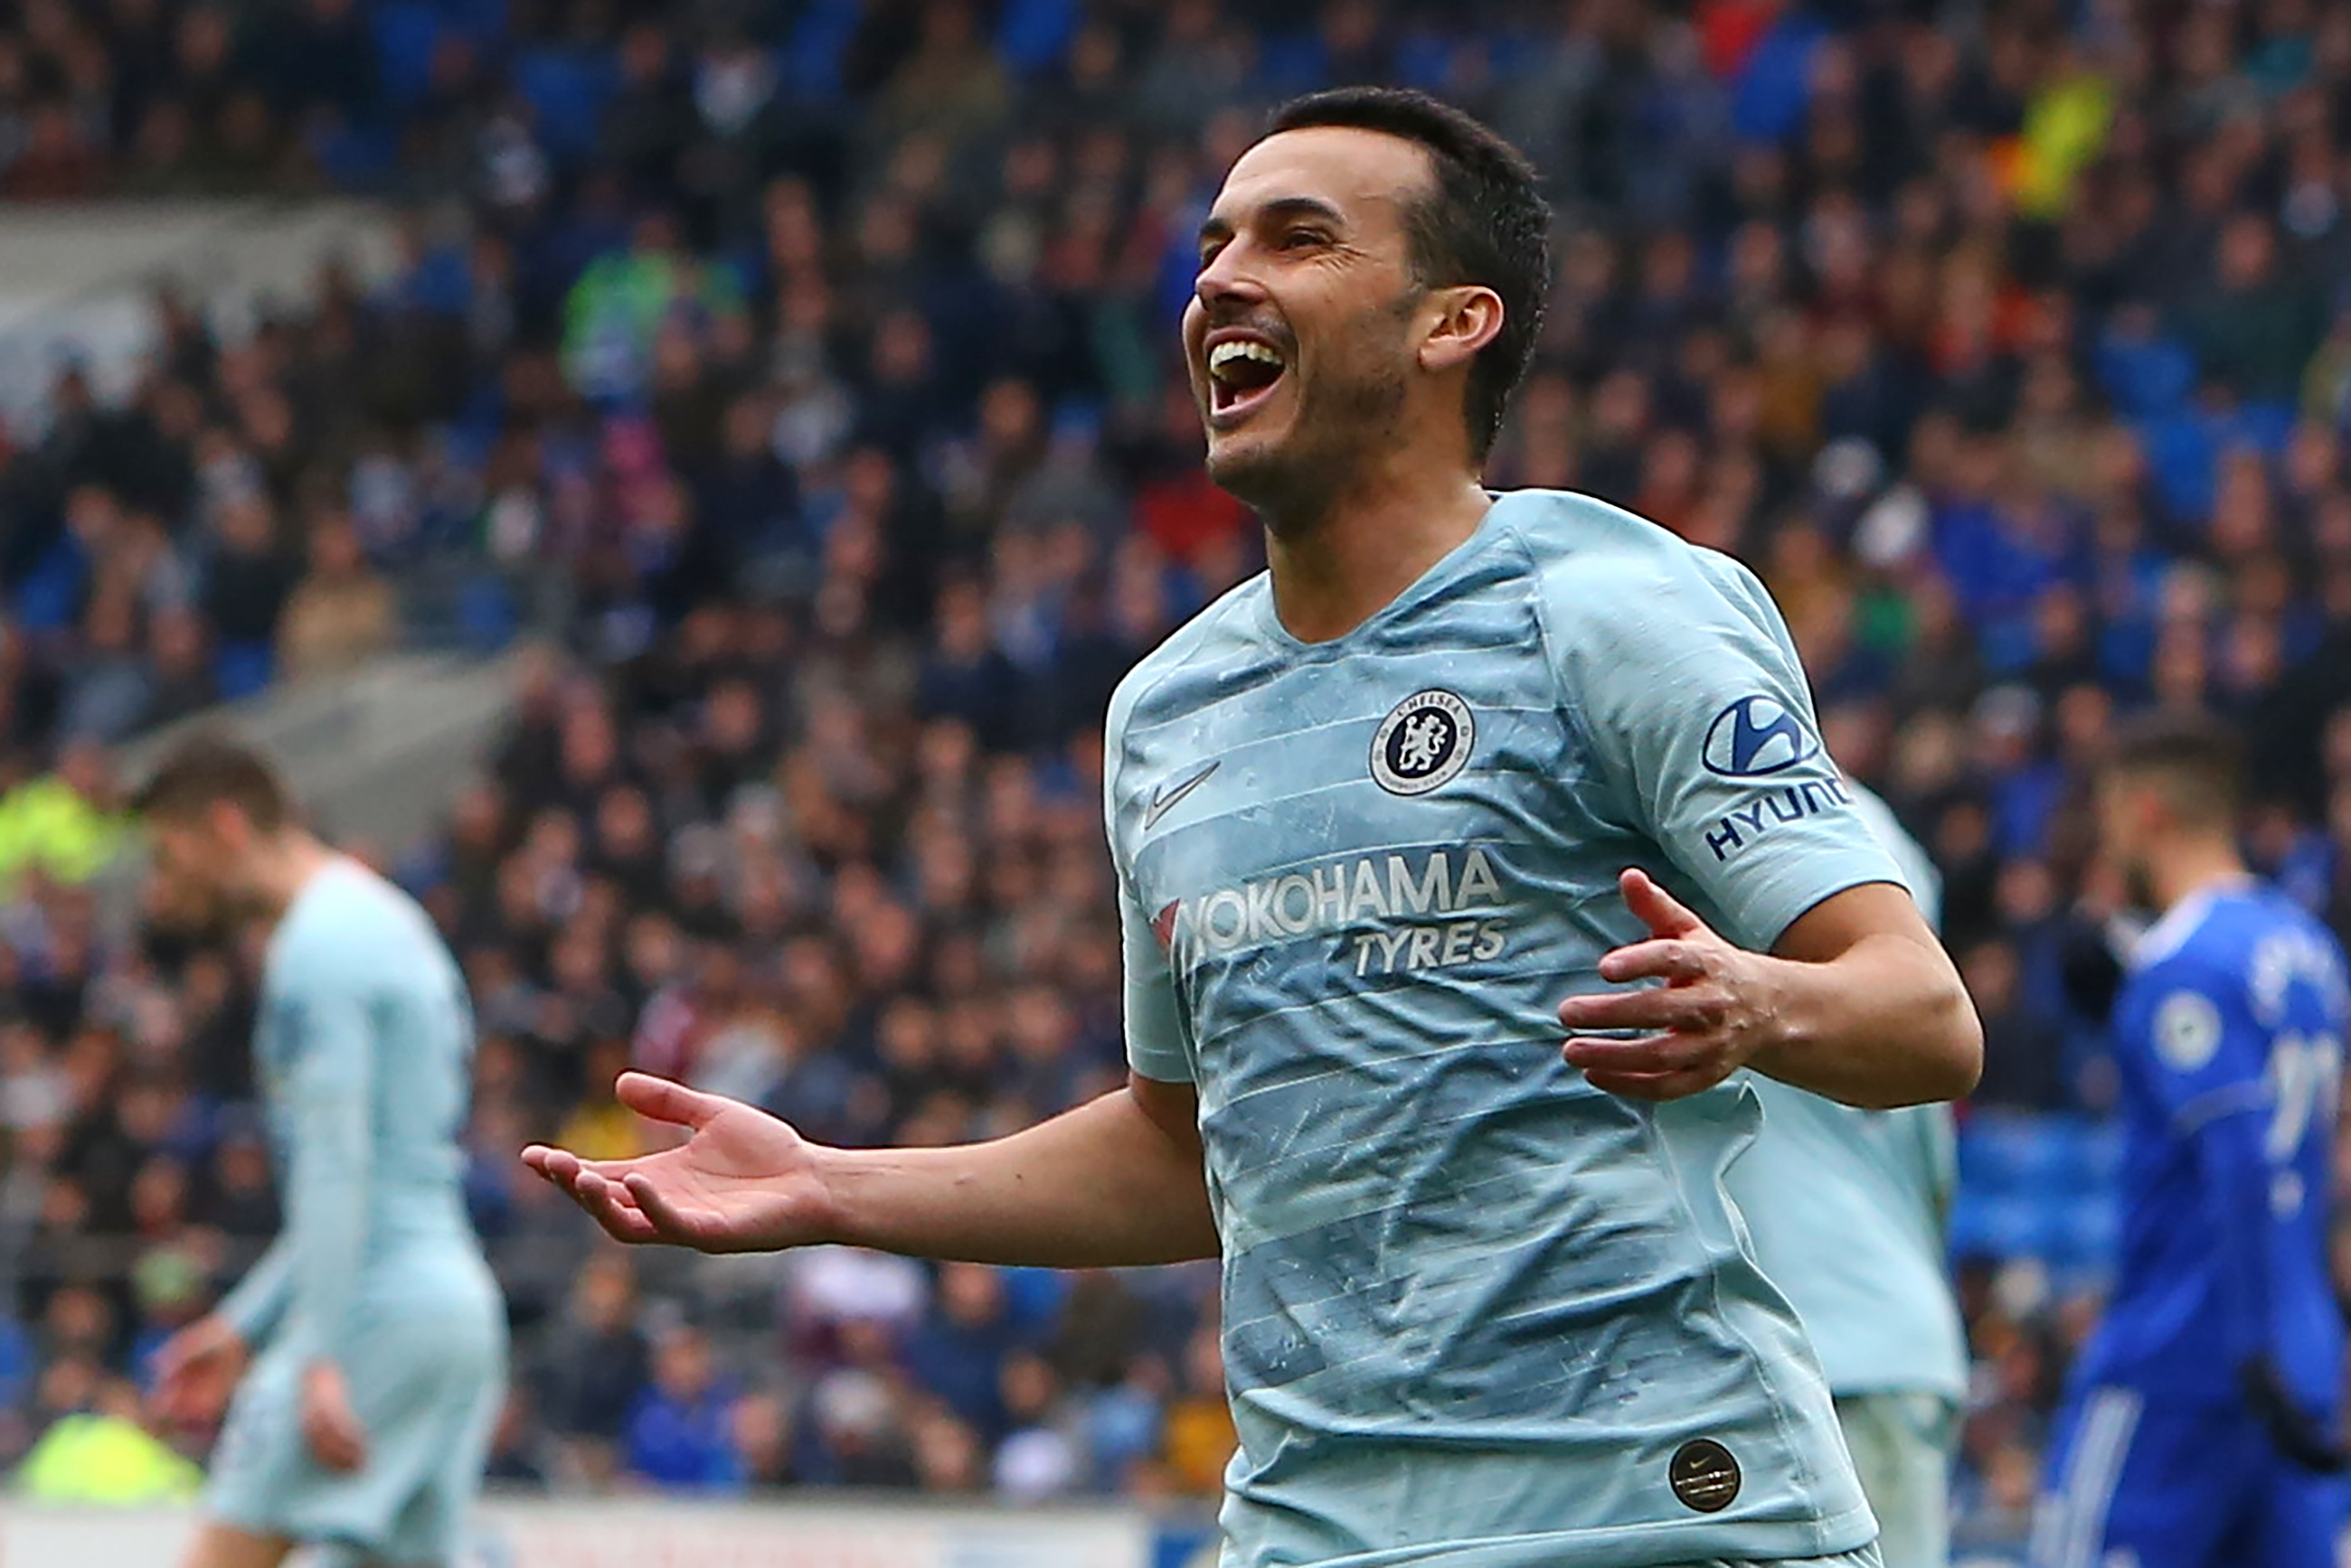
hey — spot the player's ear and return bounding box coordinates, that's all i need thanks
[205,798,247,851]
[1417,284,1504,376]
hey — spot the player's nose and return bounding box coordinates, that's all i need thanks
[1194,244,1270,314]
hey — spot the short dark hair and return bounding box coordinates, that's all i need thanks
[2103,708,2243,827]
[132,733,295,833]
[1266,88,1551,463]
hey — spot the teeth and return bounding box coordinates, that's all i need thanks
[1208,340,1284,381]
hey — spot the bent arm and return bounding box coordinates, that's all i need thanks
[1750,882,1983,1109]
[822,1074,1218,1266]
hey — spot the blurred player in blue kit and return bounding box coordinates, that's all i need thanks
[526,89,1981,1568]
[141,737,505,1568]
[2032,715,2351,1568]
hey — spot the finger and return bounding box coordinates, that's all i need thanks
[621,1171,717,1249]
[571,1168,664,1244]
[1561,1032,1717,1076]
[1556,988,1715,1034]
[614,1072,730,1130]
[1596,938,1708,986]
[1619,867,1704,940]
[538,1149,645,1194]
[1581,1063,1736,1102]
[521,1146,580,1187]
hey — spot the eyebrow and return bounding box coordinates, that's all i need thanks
[1197,195,1349,248]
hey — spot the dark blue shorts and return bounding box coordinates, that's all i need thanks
[2031,1385,2349,1568]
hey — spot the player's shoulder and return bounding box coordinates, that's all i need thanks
[1487,488,1773,639]
[2135,882,2320,972]
[275,861,439,981]
[1105,570,1272,744]
[2119,885,2317,1049]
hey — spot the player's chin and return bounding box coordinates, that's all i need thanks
[1203,423,1299,502]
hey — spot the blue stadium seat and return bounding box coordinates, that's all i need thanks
[2231,400,2297,457]
[2136,410,2218,523]
[1256,34,1328,94]
[2071,1122,2125,1189]
[1958,1111,2074,1197]
[2094,331,2194,419]
[2051,1190,2119,1273]
[433,0,508,41]
[995,0,1078,74]
[371,2,442,109]
[1950,1191,2057,1263]
[514,47,615,162]
[781,0,860,103]
[457,574,517,653]
[1393,31,1457,90]
[213,640,275,702]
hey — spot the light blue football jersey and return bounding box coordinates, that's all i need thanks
[1105,490,1904,1568]
[1725,783,1969,1405]
[216,856,502,1376]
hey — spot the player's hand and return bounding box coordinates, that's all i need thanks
[1556,869,1786,1102]
[520,1073,837,1254]
[299,1361,368,1472]
[2240,1357,2350,1474]
[149,1313,248,1428]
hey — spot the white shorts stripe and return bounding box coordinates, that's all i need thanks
[2043,1387,2142,1568]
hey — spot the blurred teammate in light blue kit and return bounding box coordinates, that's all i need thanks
[1726,781,1967,1568]
[523,90,1983,1568]
[143,736,505,1568]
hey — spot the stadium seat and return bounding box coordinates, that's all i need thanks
[514,47,616,163]
[456,574,518,653]
[2093,331,2194,420]
[212,640,276,703]
[781,0,860,103]
[371,2,443,108]
[995,0,1078,75]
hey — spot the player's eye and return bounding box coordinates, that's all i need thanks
[1279,228,1328,251]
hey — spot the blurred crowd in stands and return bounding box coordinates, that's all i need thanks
[2,0,2350,1555]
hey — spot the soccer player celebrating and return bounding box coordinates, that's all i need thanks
[527,89,1980,1568]
[2032,715,2350,1568]
[141,737,506,1568]
[1726,779,1969,1568]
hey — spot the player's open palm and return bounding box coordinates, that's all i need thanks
[520,1072,835,1254]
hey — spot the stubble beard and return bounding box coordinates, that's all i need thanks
[1205,328,1415,535]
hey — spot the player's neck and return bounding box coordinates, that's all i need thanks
[2149,838,2252,916]
[1263,467,1492,643]
[248,833,339,922]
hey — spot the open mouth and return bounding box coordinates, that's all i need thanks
[1206,338,1288,427]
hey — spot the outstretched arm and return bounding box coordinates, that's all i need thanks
[523,1070,1219,1266]
[1559,871,1982,1109]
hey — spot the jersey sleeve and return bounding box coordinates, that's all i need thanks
[215,1233,296,1344]
[2114,955,2271,1136]
[1118,877,1192,1084]
[1548,541,1903,952]
[2113,954,2279,1370]
[1103,682,1192,1085]
[273,944,375,1367]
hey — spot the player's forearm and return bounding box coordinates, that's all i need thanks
[214,1233,296,1344]
[1751,932,1983,1109]
[813,1085,1219,1267]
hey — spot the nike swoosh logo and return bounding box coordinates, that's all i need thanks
[1143,761,1220,831]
